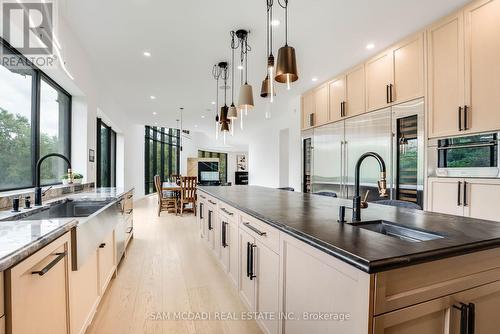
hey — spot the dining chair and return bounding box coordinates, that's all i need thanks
[171,174,181,185]
[154,175,177,216]
[179,176,197,216]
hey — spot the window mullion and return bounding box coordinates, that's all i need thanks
[31,71,41,187]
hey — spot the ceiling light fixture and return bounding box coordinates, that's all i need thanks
[312,77,318,82]
[228,31,239,137]
[211,101,216,105]
[237,30,255,119]
[201,115,205,119]
[275,0,299,90]
[152,112,157,115]
[150,95,156,100]
[143,51,151,57]
[366,43,375,50]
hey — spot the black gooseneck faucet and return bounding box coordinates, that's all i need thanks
[352,152,388,222]
[34,153,71,206]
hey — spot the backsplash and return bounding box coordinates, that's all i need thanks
[0,183,95,211]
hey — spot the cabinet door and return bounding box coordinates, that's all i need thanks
[328,76,345,122]
[427,178,464,216]
[366,51,393,111]
[206,208,216,250]
[392,33,424,104]
[427,12,465,138]
[464,0,500,134]
[345,64,365,117]
[198,200,205,239]
[314,84,329,126]
[219,218,230,272]
[464,179,500,222]
[239,229,255,311]
[301,91,315,129]
[213,211,221,258]
[255,241,280,334]
[98,230,115,294]
[7,233,70,334]
[227,220,239,288]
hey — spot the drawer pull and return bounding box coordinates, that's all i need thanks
[126,227,133,234]
[127,194,133,199]
[221,208,233,216]
[99,243,106,248]
[31,252,66,276]
[199,194,206,199]
[243,222,267,236]
[208,200,217,205]
[126,209,133,214]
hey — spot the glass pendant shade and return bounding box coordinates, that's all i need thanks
[227,104,238,119]
[238,83,254,110]
[275,45,298,83]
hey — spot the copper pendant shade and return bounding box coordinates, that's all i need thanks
[238,83,254,109]
[275,44,298,83]
[220,121,230,132]
[260,75,270,98]
[220,105,229,123]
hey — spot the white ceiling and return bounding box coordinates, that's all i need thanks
[63,0,470,143]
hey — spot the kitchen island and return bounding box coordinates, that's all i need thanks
[198,185,500,334]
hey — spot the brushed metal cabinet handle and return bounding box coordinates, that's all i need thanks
[31,252,67,276]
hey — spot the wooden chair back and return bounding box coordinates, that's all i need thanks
[171,174,181,185]
[180,176,197,200]
[154,175,162,200]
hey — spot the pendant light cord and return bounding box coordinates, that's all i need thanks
[245,38,249,84]
[278,0,289,46]
[230,32,235,104]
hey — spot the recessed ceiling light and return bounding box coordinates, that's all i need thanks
[211,101,216,105]
[312,77,318,82]
[143,51,151,57]
[201,115,205,119]
[194,125,198,128]
[271,19,280,26]
[152,112,157,115]
[150,95,156,100]
[366,43,375,50]
[237,65,244,70]
[154,122,158,125]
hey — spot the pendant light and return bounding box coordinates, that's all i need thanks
[219,62,230,133]
[227,31,238,134]
[261,0,276,101]
[275,0,299,88]
[237,30,254,115]
[212,63,222,140]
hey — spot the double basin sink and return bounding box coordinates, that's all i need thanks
[350,220,444,243]
[20,199,112,220]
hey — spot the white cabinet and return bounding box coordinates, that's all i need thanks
[206,205,217,252]
[6,232,71,334]
[280,233,371,334]
[98,230,116,294]
[238,223,280,334]
[219,206,239,288]
[428,177,500,222]
[198,198,206,239]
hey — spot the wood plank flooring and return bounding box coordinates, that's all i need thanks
[86,196,262,334]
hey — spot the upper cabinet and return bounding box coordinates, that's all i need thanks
[314,83,330,126]
[329,75,345,123]
[366,33,424,112]
[366,50,393,112]
[464,0,500,134]
[427,12,465,138]
[345,64,366,117]
[429,0,500,138]
[301,90,315,129]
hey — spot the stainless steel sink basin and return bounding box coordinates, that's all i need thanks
[352,220,444,242]
[21,199,111,220]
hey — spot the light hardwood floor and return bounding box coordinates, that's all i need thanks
[86,196,262,334]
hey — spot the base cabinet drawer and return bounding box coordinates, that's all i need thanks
[98,231,116,294]
[373,279,500,334]
[6,233,71,334]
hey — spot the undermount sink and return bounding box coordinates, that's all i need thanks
[352,220,444,242]
[20,199,111,220]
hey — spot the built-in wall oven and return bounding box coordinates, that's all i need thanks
[428,133,500,178]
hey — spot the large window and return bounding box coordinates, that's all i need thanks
[144,126,180,195]
[96,119,116,187]
[198,150,228,184]
[0,39,71,191]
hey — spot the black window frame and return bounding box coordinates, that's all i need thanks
[144,126,180,195]
[0,37,72,192]
[96,118,117,187]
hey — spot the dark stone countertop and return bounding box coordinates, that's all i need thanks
[199,185,500,273]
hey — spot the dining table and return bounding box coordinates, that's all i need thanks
[162,182,181,213]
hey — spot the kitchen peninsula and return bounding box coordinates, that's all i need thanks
[198,185,500,333]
